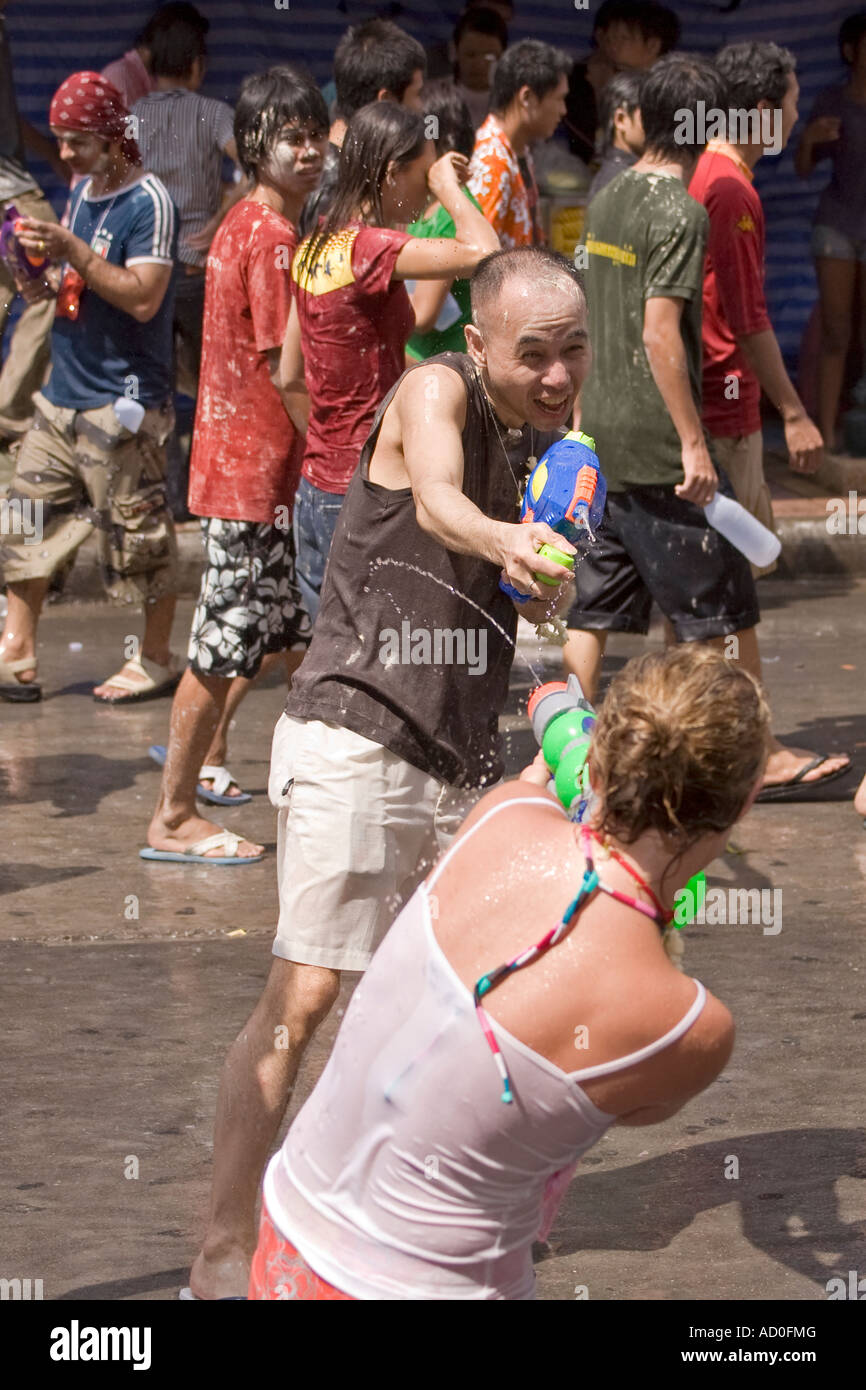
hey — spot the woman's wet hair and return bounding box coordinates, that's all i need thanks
[589,645,770,849]
[234,65,329,181]
[301,102,426,271]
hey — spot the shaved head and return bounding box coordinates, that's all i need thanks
[464,246,590,432]
[470,246,585,341]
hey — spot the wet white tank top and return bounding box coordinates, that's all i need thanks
[264,797,707,1300]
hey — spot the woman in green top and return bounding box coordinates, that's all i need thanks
[406,82,485,361]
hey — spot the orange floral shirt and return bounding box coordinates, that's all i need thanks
[469,113,541,250]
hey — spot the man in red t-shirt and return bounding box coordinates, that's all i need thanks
[143,68,331,866]
[690,41,823,577]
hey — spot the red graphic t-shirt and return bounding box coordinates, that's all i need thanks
[291,223,413,494]
[689,146,771,438]
[189,199,301,524]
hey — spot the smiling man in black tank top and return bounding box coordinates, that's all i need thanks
[188,246,591,1300]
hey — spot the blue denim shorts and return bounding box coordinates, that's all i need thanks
[292,474,346,624]
[811,223,866,263]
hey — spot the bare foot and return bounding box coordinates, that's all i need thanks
[854,772,866,818]
[763,746,850,789]
[188,1243,253,1300]
[147,811,263,858]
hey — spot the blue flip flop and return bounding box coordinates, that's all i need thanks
[139,830,264,866]
[148,744,253,806]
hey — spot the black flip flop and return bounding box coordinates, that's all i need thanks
[0,680,41,703]
[756,754,852,804]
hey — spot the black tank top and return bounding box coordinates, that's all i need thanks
[285,353,559,787]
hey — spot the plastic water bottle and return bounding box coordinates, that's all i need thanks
[704,492,781,568]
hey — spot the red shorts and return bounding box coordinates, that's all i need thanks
[248,1199,355,1300]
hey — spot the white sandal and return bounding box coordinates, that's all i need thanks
[0,653,41,703]
[139,829,264,865]
[93,653,183,705]
[147,745,253,805]
[197,764,253,806]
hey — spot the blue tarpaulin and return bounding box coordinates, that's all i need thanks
[5,0,855,366]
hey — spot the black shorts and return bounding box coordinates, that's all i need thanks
[568,486,761,640]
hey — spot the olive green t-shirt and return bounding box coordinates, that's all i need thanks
[579,169,708,492]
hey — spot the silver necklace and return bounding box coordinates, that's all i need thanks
[473,364,536,506]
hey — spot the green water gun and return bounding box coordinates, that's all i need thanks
[527,674,706,927]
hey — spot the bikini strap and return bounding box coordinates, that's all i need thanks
[472,823,670,1105]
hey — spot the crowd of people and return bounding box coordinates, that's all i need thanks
[1,0,865,1301]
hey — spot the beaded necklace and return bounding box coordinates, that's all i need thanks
[472,824,670,1104]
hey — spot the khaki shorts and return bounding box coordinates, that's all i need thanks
[0,390,178,603]
[269,714,488,972]
[710,430,777,578]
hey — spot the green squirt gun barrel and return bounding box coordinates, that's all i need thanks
[526,674,706,927]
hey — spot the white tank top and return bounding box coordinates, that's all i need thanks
[265,798,707,1300]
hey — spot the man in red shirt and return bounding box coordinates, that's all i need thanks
[690,41,823,576]
[142,67,330,865]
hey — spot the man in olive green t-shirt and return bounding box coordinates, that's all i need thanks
[564,53,850,800]
[580,168,707,491]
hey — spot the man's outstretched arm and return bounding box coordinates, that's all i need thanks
[394,364,574,602]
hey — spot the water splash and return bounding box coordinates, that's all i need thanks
[369,556,544,685]
[368,548,596,688]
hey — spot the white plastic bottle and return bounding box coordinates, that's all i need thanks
[704,492,782,567]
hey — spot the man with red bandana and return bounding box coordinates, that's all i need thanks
[0,72,182,706]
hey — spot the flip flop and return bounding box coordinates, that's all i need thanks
[179,1287,246,1300]
[756,754,852,803]
[0,653,41,703]
[147,744,253,806]
[93,653,183,705]
[139,830,264,865]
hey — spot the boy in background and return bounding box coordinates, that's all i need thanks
[143,67,330,864]
[588,69,644,201]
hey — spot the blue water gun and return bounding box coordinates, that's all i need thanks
[500,431,606,604]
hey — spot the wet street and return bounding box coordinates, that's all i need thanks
[2,578,866,1301]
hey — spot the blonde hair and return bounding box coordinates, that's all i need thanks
[589,646,770,848]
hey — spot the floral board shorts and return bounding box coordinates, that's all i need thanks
[187,518,312,680]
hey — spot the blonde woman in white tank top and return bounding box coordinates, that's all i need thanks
[251,646,771,1300]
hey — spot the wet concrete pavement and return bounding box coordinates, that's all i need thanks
[2,581,866,1301]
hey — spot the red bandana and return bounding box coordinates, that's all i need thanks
[49,71,141,164]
